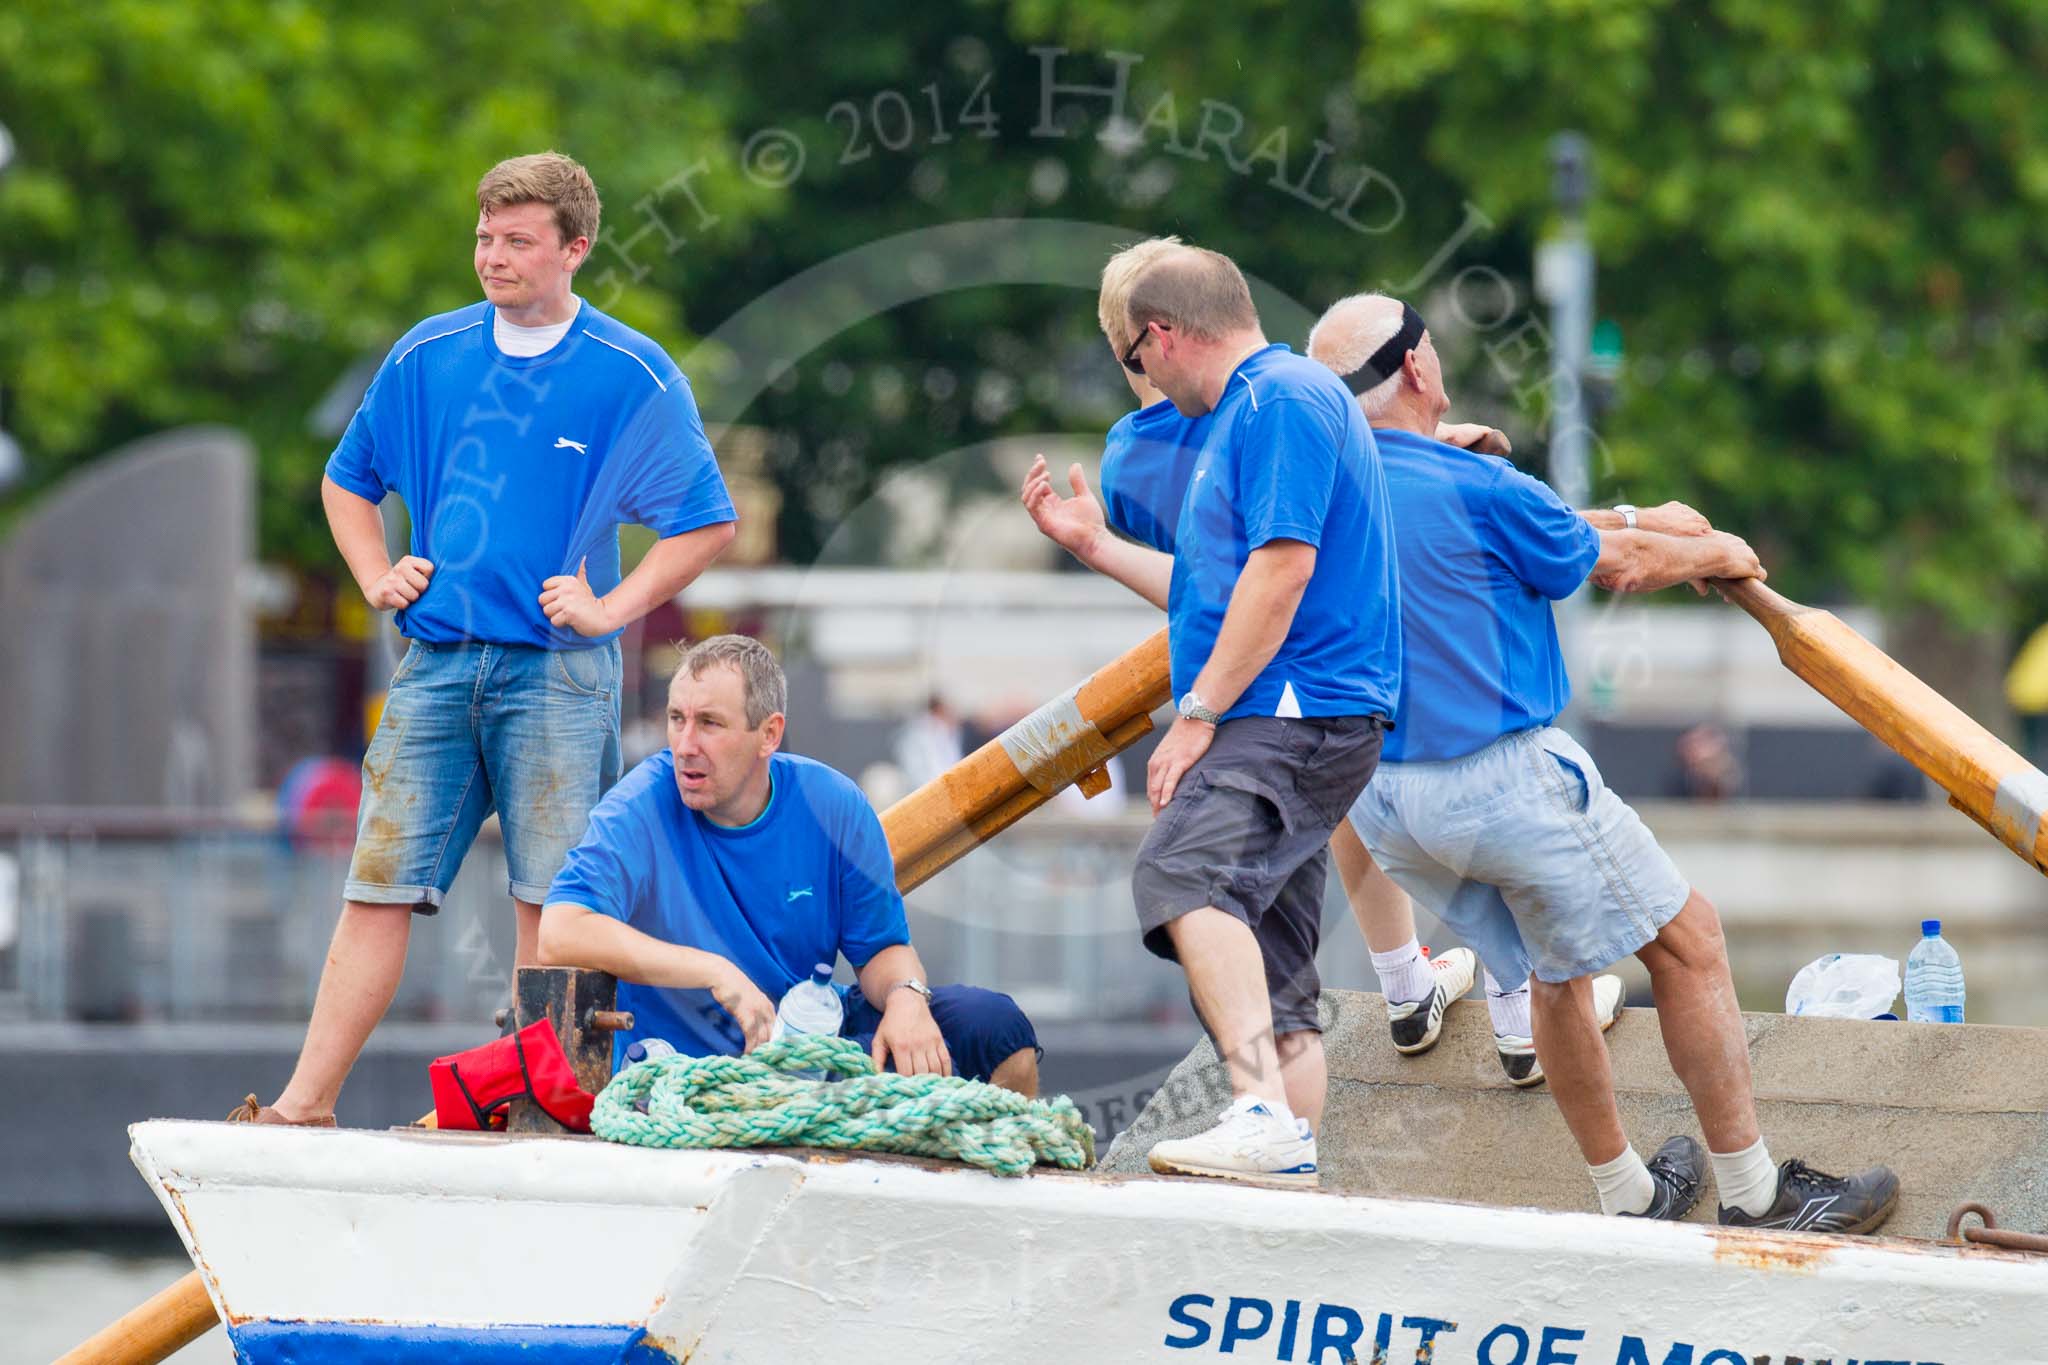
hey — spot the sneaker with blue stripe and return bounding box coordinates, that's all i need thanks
[1146,1096,1318,1189]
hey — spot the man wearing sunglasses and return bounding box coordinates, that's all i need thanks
[1025,238,1520,1080]
[1032,243,1399,1187]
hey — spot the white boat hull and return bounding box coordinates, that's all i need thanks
[130,1119,2046,1362]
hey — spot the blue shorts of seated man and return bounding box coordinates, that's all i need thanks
[841,984,1041,1083]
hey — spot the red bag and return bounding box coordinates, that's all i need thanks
[430,1019,596,1133]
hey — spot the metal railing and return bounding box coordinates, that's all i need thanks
[0,806,1251,1030]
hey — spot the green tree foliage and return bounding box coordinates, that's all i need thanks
[4,0,2045,637]
[1008,0,2048,632]
[0,0,757,564]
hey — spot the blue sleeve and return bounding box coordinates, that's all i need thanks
[833,792,911,968]
[1100,443,1138,542]
[615,379,737,537]
[1239,399,1342,550]
[544,790,645,924]
[324,366,394,502]
[1485,465,1602,600]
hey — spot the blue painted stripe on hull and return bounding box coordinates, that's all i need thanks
[227,1320,646,1363]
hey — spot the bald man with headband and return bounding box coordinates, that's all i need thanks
[1305,291,1899,1234]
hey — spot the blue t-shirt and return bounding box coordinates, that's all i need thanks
[545,750,911,1063]
[325,299,736,649]
[1167,345,1401,722]
[1101,399,1211,554]
[1376,429,1601,762]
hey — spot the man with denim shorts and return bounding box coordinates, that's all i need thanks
[1304,291,1900,1234]
[1030,244,1400,1187]
[233,153,737,1126]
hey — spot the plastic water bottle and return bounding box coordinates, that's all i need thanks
[623,1038,676,1112]
[772,963,844,1080]
[1904,919,1966,1023]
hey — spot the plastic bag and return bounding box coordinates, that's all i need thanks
[1785,953,1900,1019]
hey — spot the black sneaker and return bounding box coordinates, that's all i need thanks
[1717,1158,1900,1236]
[1617,1136,1706,1221]
[1491,973,1627,1088]
[1387,947,1477,1054]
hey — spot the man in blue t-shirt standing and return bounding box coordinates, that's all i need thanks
[537,636,1039,1092]
[1032,244,1399,1188]
[1304,292,1898,1235]
[235,153,738,1127]
[1029,237,1517,1070]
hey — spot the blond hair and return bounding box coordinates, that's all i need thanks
[1097,237,1184,352]
[476,152,602,247]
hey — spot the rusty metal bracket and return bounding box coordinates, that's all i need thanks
[1947,1201,2048,1254]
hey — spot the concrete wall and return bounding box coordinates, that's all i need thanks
[1105,989,2048,1241]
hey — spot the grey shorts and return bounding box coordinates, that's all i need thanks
[1348,726,1691,985]
[1132,715,1386,1036]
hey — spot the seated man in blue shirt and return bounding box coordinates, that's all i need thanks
[538,635,1040,1093]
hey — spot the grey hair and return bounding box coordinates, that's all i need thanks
[1306,292,1408,419]
[1097,236,1185,352]
[674,634,786,728]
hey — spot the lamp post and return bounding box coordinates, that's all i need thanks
[1535,131,1595,718]
[0,119,22,493]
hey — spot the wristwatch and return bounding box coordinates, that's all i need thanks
[1177,690,1222,724]
[889,977,934,1006]
[1612,503,1639,530]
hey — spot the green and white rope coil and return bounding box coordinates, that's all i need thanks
[590,1034,1096,1177]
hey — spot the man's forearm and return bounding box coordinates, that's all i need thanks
[1591,530,1732,594]
[604,521,737,628]
[855,942,930,1010]
[537,904,734,990]
[1077,531,1172,611]
[1189,543,1315,712]
[322,476,393,594]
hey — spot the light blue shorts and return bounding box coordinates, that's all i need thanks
[1347,727,1690,985]
[346,639,622,910]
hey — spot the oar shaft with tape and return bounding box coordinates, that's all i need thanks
[1718,578,2048,876]
[883,629,1172,891]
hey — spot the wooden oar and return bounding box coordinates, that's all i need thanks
[1718,578,2048,877]
[65,629,1173,1363]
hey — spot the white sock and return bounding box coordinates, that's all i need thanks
[1484,970,1533,1037]
[1371,937,1436,1005]
[1589,1145,1656,1216]
[1709,1137,1778,1217]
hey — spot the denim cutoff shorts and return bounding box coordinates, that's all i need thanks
[1347,726,1690,985]
[346,639,622,911]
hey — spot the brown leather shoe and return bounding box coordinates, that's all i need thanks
[227,1094,337,1127]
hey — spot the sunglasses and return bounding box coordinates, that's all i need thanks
[1121,323,1155,376]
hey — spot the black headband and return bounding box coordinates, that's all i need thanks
[1339,303,1426,395]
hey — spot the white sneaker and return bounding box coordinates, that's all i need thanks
[1496,973,1627,1088]
[1387,946,1478,1055]
[1147,1096,1319,1188]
